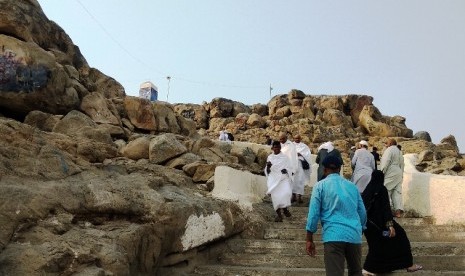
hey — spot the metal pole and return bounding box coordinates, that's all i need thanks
[166,76,171,102]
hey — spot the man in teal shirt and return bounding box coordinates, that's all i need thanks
[306,155,367,276]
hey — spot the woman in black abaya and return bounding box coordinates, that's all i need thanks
[361,170,422,275]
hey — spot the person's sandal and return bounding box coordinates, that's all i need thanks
[362,269,376,276]
[406,264,423,272]
[283,209,292,217]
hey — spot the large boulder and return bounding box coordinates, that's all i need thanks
[0,35,80,117]
[209,97,234,118]
[124,96,157,131]
[152,101,181,134]
[80,92,120,125]
[173,103,209,129]
[149,133,188,164]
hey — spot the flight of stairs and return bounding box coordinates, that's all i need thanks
[191,201,465,275]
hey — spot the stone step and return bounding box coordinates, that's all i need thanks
[263,218,441,230]
[217,253,465,271]
[192,265,465,276]
[263,226,465,242]
[226,239,465,256]
[280,207,436,224]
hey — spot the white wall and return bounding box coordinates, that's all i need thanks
[212,166,268,210]
[403,154,465,225]
[212,141,465,225]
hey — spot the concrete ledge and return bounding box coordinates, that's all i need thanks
[211,143,465,225]
[403,154,465,225]
[212,166,267,210]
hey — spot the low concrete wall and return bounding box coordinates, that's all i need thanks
[403,154,465,225]
[212,142,465,225]
[212,166,268,210]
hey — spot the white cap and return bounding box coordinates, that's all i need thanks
[359,140,369,147]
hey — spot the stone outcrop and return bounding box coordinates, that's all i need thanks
[0,1,463,275]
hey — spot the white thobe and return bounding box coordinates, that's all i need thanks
[265,152,292,210]
[293,142,312,195]
[351,148,375,193]
[380,145,405,210]
[281,140,298,182]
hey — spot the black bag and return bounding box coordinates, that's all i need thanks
[301,159,310,170]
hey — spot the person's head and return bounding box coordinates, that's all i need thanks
[293,134,302,143]
[385,138,397,147]
[271,141,281,154]
[278,132,288,144]
[397,145,402,151]
[359,140,368,149]
[372,146,378,152]
[322,155,342,176]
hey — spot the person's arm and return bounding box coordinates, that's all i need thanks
[380,186,396,237]
[306,231,316,257]
[379,147,392,173]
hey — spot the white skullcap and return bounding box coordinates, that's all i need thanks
[359,140,368,147]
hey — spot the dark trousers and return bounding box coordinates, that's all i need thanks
[324,242,362,276]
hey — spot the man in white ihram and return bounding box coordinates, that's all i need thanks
[292,134,312,203]
[278,132,298,183]
[265,141,293,222]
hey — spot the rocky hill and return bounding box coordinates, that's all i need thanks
[0,0,464,275]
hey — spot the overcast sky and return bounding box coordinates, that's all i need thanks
[38,0,465,152]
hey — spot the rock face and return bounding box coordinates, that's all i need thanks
[0,1,463,275]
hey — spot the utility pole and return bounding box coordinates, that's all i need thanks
[166,76,171,102]
[269,84,273,99]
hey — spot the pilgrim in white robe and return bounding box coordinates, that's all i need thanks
[380,145,405,210]
[351,148,376,193]
[293,141,312,195]
[281,140,298,182]
[265,152,293,210]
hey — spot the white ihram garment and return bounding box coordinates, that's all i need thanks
[293,142,312,195]
[281,140,298,182]
[265,152,292,210]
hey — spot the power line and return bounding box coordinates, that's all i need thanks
[74,0,268,90]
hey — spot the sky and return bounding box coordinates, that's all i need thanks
[37,0,465,153]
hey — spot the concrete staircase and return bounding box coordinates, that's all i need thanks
[191,203,465,275]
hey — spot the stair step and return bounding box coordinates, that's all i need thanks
[226,239,465,256]
[264,227,465,242]
[264,218,444,230]
[192,265,465,276]
[283,211,436,226]
[217,253,465,271]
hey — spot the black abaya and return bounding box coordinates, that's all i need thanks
[361,170,413,273]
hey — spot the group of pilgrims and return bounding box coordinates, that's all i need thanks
[262,132,422,275]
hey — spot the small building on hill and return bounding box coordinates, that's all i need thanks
[139,81,158,101]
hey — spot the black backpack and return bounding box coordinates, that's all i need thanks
[227,132,234,141]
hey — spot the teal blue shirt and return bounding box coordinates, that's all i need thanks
[306,173,367,244]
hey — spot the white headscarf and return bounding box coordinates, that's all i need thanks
[318,141,334,152]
